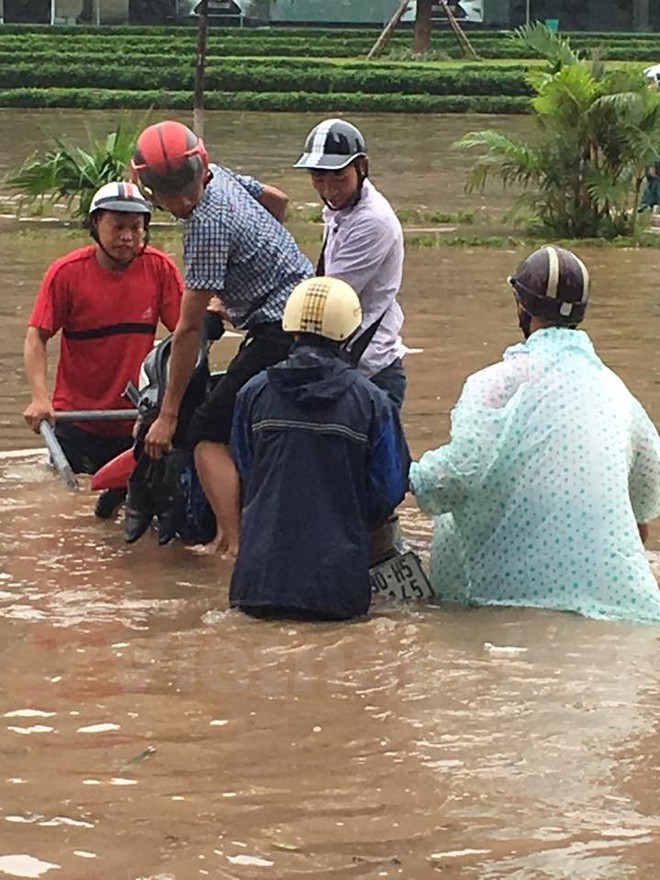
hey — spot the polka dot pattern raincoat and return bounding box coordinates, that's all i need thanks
[410,328,660,623]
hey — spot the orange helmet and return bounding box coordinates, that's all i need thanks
[131,120,209,194]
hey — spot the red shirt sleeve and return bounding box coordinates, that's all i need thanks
[28,259,70,335]
[156,252,184,332]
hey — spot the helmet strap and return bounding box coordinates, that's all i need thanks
[353,157,368,205]
[517,304,533,339]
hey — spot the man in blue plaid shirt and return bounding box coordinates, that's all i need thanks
[132,120,313,557]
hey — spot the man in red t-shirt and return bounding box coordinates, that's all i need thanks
[23,181,184,517]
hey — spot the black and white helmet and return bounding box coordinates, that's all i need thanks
[89,181,152,216]
[509,245,590,325]
[294,118,367,171]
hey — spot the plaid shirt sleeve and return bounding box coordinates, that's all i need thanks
[181,165,313,326]
[184,213,229,293]
[226,168,265,200]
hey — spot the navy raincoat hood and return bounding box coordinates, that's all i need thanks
[267,343,358,406]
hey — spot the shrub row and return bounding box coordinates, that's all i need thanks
[0,39,437,57]
[0,49,533,75]
[0,31,659,60]
[0,60,533,96]
[0,51,383,67]
[0,87,530,114]
[0,24,657,42]
[0,38,395,58]
[0,44,654,63]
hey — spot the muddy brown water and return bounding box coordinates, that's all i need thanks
[0,110,660,880]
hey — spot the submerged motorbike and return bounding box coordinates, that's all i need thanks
[92,312,222,546]
[92,317,429,598]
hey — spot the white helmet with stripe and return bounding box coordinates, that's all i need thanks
[89,181,152,215]
[508,245,590,325]
[283,276,362,342]
[293,118,367,171]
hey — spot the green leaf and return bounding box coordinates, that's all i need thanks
[6,115,147,219]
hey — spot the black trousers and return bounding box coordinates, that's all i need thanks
[55,422,132,475]
[187,322,292,448]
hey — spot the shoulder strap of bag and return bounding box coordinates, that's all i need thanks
[316,230,328,276]
[343,310,387,367]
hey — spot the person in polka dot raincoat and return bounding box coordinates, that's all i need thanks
[410,245,660,623]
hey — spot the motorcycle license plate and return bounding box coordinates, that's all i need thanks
[370,551,433,601]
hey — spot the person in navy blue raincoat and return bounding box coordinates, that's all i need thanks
[230,277,410,621]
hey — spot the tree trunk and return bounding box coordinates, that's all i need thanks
[633,0,650,32]
[193,0,208,138]
[413,0,433,55]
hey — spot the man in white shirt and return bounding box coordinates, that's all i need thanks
[294,118,408,408]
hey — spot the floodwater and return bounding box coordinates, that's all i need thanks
[1,110,660,880]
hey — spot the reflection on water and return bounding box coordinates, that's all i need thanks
[0,110,659,879]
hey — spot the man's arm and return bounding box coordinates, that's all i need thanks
[230,169,289,224]
[409,362,519,516]
[367,404,410,527]
[144,287,212,459]
[629,399,660,534]
[23,326,54,432]
[257,185,289,224]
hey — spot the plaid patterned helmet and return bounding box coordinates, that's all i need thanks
[283,276,362,341]
[294,119,367,171]
[131,121,209,194]
[508,246,590,325]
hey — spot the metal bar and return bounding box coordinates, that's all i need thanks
[55,409,139,422]
[39,421,80,490]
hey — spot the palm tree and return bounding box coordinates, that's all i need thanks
[455,23,660,238]
[7,121,142,220]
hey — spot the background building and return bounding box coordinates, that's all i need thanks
[1,0,657,31]
[247,0,656,31]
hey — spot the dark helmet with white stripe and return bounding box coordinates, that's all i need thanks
[509,246,590,325]
[294,118,367,171]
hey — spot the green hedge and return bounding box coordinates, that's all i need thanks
[0,60,533,96]
[0,87,530,113]
[0,24,653,112]
[0,39,383,59]
[0,29,658,61]
[0,23,658,42]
